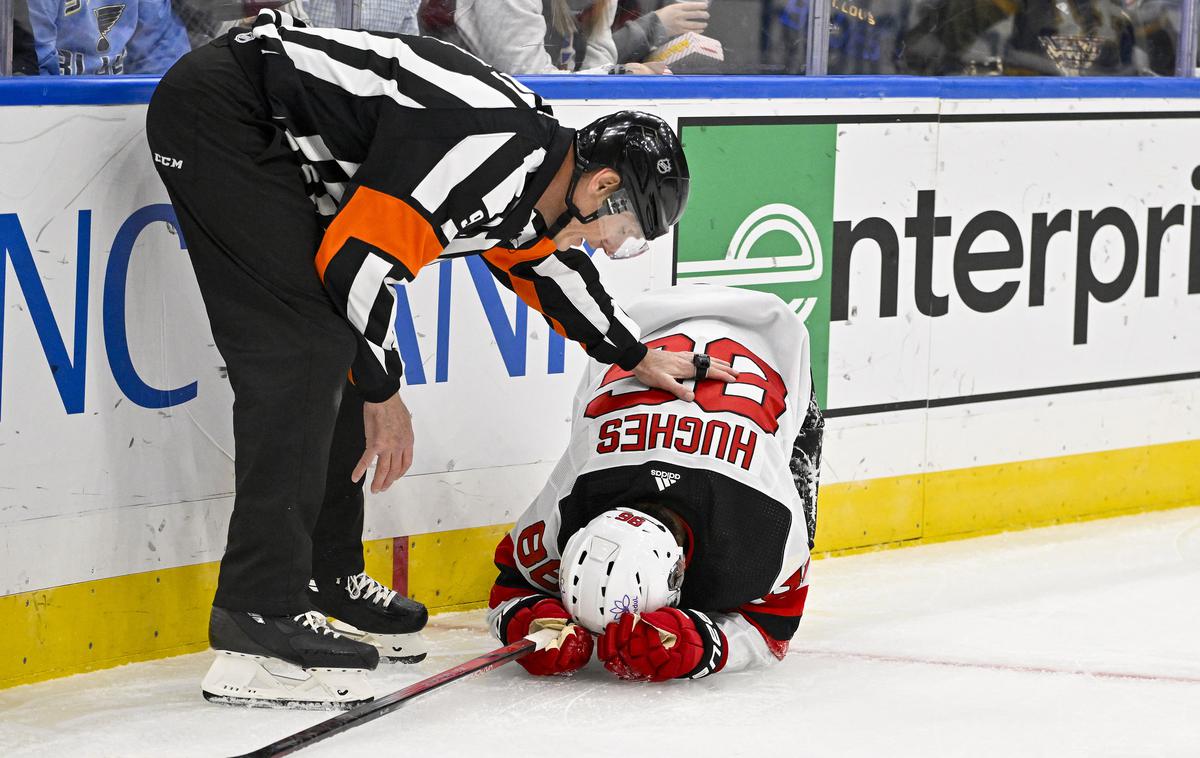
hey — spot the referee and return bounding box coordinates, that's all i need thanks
[146,10,735,706]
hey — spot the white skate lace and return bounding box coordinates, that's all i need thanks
[344,573,397,607]
[295,610,342,638]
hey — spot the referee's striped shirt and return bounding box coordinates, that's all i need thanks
[229,10,645,401]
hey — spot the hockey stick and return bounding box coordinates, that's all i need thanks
[232,628,559,758]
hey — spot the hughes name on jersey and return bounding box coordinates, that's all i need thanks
[490,285,824,674]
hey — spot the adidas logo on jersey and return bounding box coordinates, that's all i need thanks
[651,469,680,491]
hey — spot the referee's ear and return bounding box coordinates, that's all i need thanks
[572,168,623,217]
[587,167,622,199]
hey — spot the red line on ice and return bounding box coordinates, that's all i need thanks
[795,649,1200,684]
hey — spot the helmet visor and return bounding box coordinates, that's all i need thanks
[667,555,685,594]
[594,188,650,260]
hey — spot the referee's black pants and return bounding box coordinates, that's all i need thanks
[146,38,370,615]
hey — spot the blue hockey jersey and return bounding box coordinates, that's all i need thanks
[26,0,191,75]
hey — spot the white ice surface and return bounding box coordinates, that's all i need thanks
[4,507,1200,758]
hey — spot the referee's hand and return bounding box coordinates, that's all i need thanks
[632,348,736,403]
[355,392,415,494]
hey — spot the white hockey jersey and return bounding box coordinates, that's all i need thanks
[490,285,819,672]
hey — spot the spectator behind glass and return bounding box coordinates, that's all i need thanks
[612,0,709,64]
[175,0,311,47]
[26,0,191,74]
[825,0,912,75]
[1126,0,1189,76]
[902,0,1146,75]
[308,0,418,32]
[13,0,41,74]
[427,0,662,74]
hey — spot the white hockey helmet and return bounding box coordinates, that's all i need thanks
[559,508,686,634]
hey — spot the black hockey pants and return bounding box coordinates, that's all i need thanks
[146,38,370,615]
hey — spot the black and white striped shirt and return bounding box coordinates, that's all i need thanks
[229,10,645,401]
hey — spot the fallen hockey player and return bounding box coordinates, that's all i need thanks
[488,285,824,681]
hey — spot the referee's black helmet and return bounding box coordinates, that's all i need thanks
[573,111,690,240]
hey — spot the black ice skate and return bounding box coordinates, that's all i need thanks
[308,573,429,663]
[202,606,379,709]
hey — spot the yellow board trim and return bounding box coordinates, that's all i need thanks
[1,538,394,689]
[813,472,924,551]
[361,537,394,592]
[407,523,513,613]
[2,562,218,690]
[4,438,1199,689]
[923,439,1200,539]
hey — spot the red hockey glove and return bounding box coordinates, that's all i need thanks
[597,608,727,682]
[504,598,594,676]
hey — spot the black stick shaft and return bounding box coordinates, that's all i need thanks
[233,637,538,758]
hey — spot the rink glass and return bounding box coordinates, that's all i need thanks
[2,0,1196,77]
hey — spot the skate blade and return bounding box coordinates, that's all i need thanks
[201,651,374,708]
[328,620,429,663]
[201,690,371,710]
